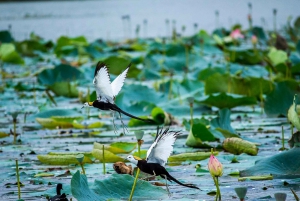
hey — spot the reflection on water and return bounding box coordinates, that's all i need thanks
[0,0,299,41]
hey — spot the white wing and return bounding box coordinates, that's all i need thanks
[93,63,114,103]
[111,65,130,97]
[146,128,180,166]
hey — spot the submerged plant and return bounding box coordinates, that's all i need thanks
[15,160,23,201]
[208,148,223,201]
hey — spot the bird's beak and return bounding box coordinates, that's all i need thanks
[81,106,84,109]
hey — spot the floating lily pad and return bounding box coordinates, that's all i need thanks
[37,154,92,165]
[240,147,300,177]
[71,171,168,200]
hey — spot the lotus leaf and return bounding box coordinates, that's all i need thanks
[223,137,258,155]
[71,171,168,200]
[168,151,218,162]
[93,142,137,154]
[37,154,92,165]
[197,92,257,109]
[240,147,300,177]
[92,148,124,163]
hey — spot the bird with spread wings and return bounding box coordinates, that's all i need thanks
[82,62,153,133]
[127,127,199,195]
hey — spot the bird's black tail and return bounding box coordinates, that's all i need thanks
[110,104,154,123]
[165,172,200,190]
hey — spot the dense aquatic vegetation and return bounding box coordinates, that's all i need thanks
[1,15,300,200]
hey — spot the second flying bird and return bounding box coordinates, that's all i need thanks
[82,62,153,133]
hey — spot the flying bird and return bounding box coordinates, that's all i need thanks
[126,128,199,195]
[82,62,153,133]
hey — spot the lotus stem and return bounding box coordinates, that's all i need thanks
[87,87,90,118]
[80,163,86,175]
[13,118,17,144]
[102,145,106,174]
[190,102,194,127]
[213,176,221,201]
[23,112,27,124]
[15,160,21,200]
[185,45,189,68]
[128,168,140,201]
[138,142,141,157]
[168,73,173,100]
[281,126,285,150]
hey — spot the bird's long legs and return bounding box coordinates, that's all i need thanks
[162,174,171,197]
[118,112,129,134]
[112,111,118,134]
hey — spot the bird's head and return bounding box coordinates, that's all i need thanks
[57,183,63,190]
[126,155,139,165]
[82,102,93,109]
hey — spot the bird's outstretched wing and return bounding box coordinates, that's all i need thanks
[111,63,130,97]
[93,62,114,103]
[146,127,180,166]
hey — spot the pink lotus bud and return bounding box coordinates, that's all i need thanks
[208,154,223,177]
[251,35,258,44]
[230,29,244,40]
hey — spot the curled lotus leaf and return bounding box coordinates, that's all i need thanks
[223,137,258,155]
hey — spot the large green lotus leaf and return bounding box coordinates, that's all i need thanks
[265,81,298,117]
[168,151,218,162]
[119,100,156,117]
[240,147,300,177]
[71,171,168,201]
[15,40,47,56]
[48,82,79,97]
[197,92,257,109]
[225,47,263,65]
[211,108,239,137]
[138,68,162,80]
[103,56,140,78]
[93,142,137,154]
[228,63,269,78]
[252,26,267,41]
[205,73,274,97]
[38,64,83,85]
[37,154,92,165]
[55,36,88,56]
[0,30,14,43]
[268,47,288,66]
[192,121,215,141]
[288,95,300,130]
[92,149,124,163]
[0,43,24,64]
[115,84,167,107]
[198,67,226,81]
[151,107,165,124]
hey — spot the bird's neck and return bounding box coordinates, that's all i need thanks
[56,187,61,195]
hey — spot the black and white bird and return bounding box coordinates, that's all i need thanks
[126,128,199,194]
[82,62,153,133]
[50,183,68,201]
